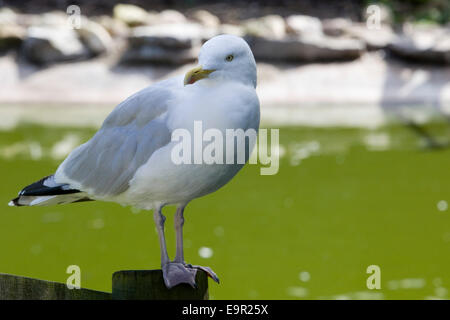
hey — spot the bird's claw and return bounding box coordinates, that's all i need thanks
[162,262,220,289]
[189,264,220,284]
[162,262,197,289]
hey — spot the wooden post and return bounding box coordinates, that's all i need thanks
[112,269,209,300]
[0,270,209,300]
[0,273,111,300]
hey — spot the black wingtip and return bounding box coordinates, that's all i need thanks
[8,197,22,207]
[19,174,81,197]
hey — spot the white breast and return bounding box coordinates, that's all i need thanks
[119,81,260,210]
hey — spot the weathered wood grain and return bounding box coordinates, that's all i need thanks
[0,269,209,300]
[0,273,111,300]
[112,269,209,300]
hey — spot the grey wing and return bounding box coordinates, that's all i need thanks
[54,78,181,197]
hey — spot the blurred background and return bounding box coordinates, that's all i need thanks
[0,0,449,299]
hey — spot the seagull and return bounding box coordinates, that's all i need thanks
[8,34,260,289]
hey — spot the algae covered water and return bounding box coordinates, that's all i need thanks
[0,121,449,299]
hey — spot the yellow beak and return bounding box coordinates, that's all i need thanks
[184,66,215,86]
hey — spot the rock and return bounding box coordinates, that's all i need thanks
[388,24,450,64]
[246,35,364,62]
[93,15,129,37]
[39,11,68,26]
[16,12,113,55]
[323,19,393,50]
[219,24,244,37]
[158,10,187,24]
[14,13,42,28]
[23,26,89,64]
[14,10,69,28]
[347,23,393,50]
[243,15,286,39]
[191,10,220,28]
[129,23,209,48]
[0,7,17,25]
[285,15,323,37]
[113,4,149,26]
[145,11,161,25]
[123,23,212,64]
[77,18,113,55]
[142,9,187,26]
[0,9,25,50]
[322,18,352,37]
[0,24,26,50]
[122,45,200,64]
[15,11,75,29]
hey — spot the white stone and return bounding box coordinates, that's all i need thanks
[286,15,323,37]
[23,26,88,64]
[389,24,450,64]
[158,9,187,24]
[113,4,149,26]
[243,15,286,39]
[191,10,220,28]
[77,18,113,54]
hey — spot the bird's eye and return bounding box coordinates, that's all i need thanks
[225,54,234,62]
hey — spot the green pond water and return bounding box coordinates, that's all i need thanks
[0,121,449,299]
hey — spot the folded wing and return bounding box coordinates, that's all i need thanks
[55,78,180,197]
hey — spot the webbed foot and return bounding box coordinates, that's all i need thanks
[162,262,220,288]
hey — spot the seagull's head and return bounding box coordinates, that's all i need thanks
[184,34,257,88]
